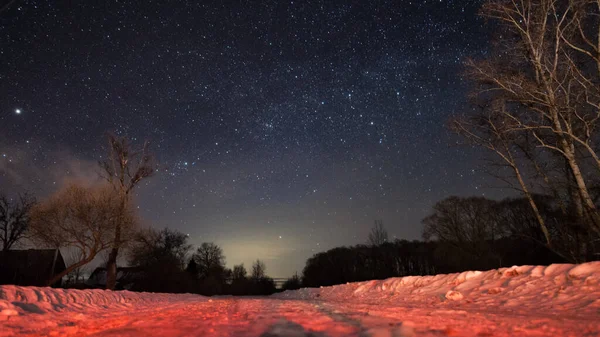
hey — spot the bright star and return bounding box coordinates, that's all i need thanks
[15,109,21,114]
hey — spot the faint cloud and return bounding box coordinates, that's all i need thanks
[0,142,102,196]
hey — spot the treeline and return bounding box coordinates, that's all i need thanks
[126,228,278,295]
[302,241,437,287]
[423,196,599,264]
[301,238,559,288]
[301,193,600,288]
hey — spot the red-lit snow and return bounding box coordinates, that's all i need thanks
[1,262,599,336]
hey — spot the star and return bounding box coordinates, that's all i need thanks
[15,108,21,114]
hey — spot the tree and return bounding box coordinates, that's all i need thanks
[450,109,554,247]
[282,273,301,291]
[100,134,155,290]
[422,197,502,243]
[421,195,574,268]
[192,242,226,279]
[229,264,249,295]
[0,193,35,251]
[368,220,388,246]
[190,242,228,295]
[232,264,247,280]
[422,196,508,269]
[129,228,191,269]
[251,259,266,280]
[455,0,600,245]
[186,259,198,278]
[29,184,131,286]
[128,227,193,293]
[249,260,276,295]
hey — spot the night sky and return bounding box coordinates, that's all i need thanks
[0,0,506,277]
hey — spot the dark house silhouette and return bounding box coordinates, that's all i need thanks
[0,249,66,287]
[86,266,143,290]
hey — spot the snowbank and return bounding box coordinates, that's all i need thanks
[275,262,600,316]
[0,286,202,317]
[0,263,598,336]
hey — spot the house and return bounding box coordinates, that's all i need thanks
[0,249,66,287]
[86,266,143,290]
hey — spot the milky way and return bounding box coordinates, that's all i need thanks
[0,0,505,277]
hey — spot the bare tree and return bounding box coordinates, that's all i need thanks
[282,273,302,291]
[192,242,226,279]
[422,196,510,267]
[129,227,192,270]
[251,259,266,280]
[100,134,155,290]
[0,193,35,251]
[28,184,134,286]
[451,106,556,245]
[422,197,504,245]
[368,220,388,246]
[232,264,247,280]
[454,0,600,244]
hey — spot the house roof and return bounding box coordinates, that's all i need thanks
[0,249,66,286]
[86,266,144,288]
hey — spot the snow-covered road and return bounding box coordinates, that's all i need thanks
[1,296,598,336]
[1,262,599,336]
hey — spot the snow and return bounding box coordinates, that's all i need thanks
[1,262,599,336]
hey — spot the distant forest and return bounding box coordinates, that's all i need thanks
[302,196,581,288]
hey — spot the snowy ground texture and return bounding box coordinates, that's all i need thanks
[1,262,599,336]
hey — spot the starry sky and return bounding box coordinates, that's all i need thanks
[0,0,507,277]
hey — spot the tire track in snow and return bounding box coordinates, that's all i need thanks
[312,301,416,337]
[271,299,361,337]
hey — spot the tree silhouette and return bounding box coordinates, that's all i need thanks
[251,259,266,280]
[29,184,130,286]
[0,193,35,251]
[192,242,226,279]
[232,264,247,280]
[282,273,301,291]
[186,259,198,279]
[128,227,193,293]
[191,242,227,295]
[368,220,388,246]
[453,0,600,254]
[100,134,155,290]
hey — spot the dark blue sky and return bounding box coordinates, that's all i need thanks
[0,0,505,277]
